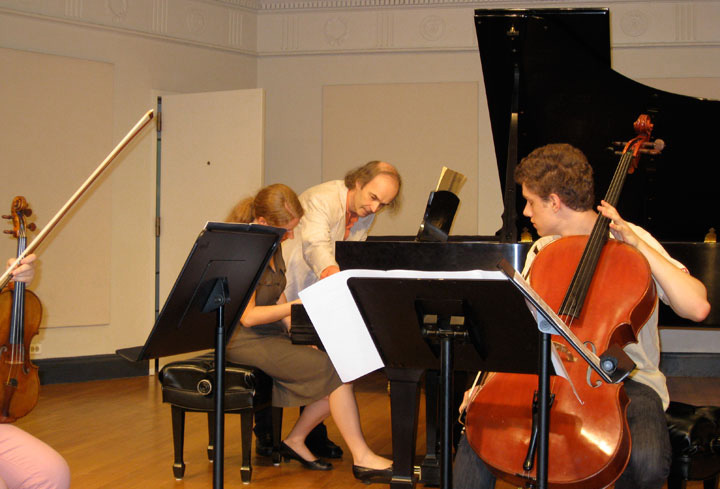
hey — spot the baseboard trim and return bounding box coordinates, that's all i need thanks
[34,354,149,385]
[660,352,720,378]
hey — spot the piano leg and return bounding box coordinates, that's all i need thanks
[386,367,424,489]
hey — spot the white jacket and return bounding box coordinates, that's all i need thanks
[283,180,374,300]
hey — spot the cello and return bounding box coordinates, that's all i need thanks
[465,115,661,488]
[0,196,42,423]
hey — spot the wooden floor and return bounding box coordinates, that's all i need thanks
[13,373,720,489]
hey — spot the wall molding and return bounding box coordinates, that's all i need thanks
[2,1,720,57]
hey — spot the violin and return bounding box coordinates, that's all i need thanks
[465,116,660,488]
[0,196,42,423]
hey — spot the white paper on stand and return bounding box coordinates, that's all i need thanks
[298,268,506,383]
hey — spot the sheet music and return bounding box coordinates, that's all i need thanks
[435,166,467,194]
[298,269,505,382]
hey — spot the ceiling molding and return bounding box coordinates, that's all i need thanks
[1,0,719,56]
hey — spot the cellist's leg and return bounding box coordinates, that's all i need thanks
[613,380,671,489]
[453,434,496,489]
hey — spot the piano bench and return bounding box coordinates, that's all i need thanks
[158,353,283,484]
[666,401,720,489]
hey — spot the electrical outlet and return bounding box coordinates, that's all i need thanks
[30,344,41,355]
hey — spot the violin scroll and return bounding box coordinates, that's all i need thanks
[2,197,36,237]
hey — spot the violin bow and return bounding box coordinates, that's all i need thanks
[0,109,155,290]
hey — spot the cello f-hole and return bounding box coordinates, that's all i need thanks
[584,341,603,388]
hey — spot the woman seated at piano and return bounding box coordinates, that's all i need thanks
[225,183,392,484]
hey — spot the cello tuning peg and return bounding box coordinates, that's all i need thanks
[1,214,11,220]
[3,230,14,234]
[27,223,37,232]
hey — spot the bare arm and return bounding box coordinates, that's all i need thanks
[239,290,301,328]
[599,201,711,322]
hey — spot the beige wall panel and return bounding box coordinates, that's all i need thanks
[0,47,112,329]
[322,82,480,237]
[159,89,265,306]
[1,11,257,359]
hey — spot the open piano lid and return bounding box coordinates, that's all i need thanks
[474,8,719,327]
[474,8,719,244]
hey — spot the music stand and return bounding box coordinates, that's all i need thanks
[346,276,540,489]
[415,190,459,242]
[118,222,284,489]
[346,267,631,489]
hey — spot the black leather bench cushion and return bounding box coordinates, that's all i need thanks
[159,353,272,411]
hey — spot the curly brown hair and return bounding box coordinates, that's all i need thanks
[514,143,594,211]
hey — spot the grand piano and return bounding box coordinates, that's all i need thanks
[298,8,720,489]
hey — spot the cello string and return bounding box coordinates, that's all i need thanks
[562,148,635,318]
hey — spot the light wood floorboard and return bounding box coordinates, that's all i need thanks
[12,373,720,489]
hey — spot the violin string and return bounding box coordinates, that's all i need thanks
[7,224,28,369]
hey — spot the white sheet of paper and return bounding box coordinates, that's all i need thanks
[298,268,506,382]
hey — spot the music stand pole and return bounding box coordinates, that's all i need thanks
[203,277,231,489]
[537,331,551,489]
[424,315,465,489]
[441,337,453,489]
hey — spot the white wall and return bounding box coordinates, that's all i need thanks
[0,9,257,359]
[259,51,502,233]
[1,0,718,359]
[255,2,720,353]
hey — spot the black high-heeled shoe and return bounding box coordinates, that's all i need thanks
[352,464,393,484]
[279,441,333,471]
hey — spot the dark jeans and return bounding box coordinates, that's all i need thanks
[453,379,671,489]
[614,380,671,489]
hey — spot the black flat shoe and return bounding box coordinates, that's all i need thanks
[352,464,393,484]
[279,441,333,471]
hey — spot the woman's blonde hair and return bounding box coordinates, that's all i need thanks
[226,184,304,225]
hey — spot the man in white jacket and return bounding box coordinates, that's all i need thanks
[283,160,402,300]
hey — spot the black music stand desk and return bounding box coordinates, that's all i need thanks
[118,221,284,489]
[345,275,540,489]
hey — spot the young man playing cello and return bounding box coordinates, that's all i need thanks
[454,143,710,489]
